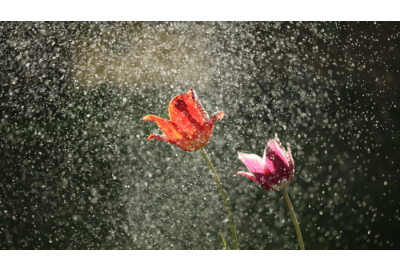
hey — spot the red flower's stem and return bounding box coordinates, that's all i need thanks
[282,188,305,250]
[199,147,239,250]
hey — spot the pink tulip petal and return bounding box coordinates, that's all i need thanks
[254,172,276,190]
[265,139,290,167]
[238,152,267,174]
[236,171,260,185]
[287,146,294,168]
[262,148,275,174]
[237,137,295,191]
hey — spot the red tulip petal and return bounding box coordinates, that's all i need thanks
[147,133,174,143]
[169,93,204,136]
[142,115,184,141]
[210,112,225,124]
[188,88,209,121]
[238,152,267,174]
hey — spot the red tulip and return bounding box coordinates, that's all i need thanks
[142,89,224,152]
[237,137,294,191]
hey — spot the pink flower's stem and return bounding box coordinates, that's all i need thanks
[282,188,305,250]
[200,147,239,250]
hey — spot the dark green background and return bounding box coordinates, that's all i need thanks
[1,22,399,249]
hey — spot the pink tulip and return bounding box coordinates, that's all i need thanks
[237,136,294,191]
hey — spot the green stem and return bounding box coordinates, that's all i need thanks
[282,188,305,250]
[199,147,239,250]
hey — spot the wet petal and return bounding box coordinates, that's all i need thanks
[147,134,172,143]
[265,138,290,167]
[236,171,259,184]
[262,146,275,173]
[188,88,209,121]
[264,157,275,174]
[238,152,267,174]
[143,89,223,152]
[169,93,204,135]
[287,146,294,168]
[237,137,295,191]
[210,112,225,124]
[253,172,276,190]
[142,115,184,141]
[202,112,224,137]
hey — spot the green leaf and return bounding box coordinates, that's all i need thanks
[219,230,230,250]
